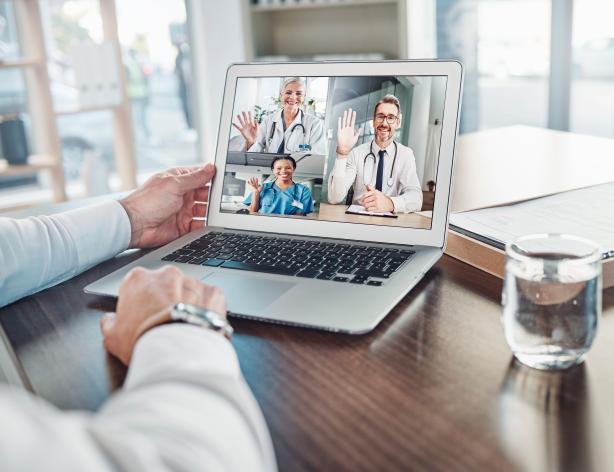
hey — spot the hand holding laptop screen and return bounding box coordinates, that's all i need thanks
[221,74,447,229]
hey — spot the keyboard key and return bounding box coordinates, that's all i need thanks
[161,254,178,261]
[202,258,225,267]
[296,270,320,278]
[221,261,300,276]
[353,269,391,279]
[350,278,366,284]
[317,273,335,280]
[332,276,350,282]
[367,281,383,286]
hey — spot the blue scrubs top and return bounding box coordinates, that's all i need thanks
[243,181,314,215]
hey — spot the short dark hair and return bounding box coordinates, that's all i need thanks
[374,94,401,116]
[270,155,296,170]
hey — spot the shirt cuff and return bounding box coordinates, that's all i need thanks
[124,324,240,391]
[390,195,404,214]
[59,200,131,270]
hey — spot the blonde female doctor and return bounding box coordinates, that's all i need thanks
[232,77,326,155]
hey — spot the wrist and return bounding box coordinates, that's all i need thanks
[118,197,143,248]
[336,147,350,158]
[387,196,395,212]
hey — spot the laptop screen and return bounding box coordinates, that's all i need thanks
[220,75,447,230]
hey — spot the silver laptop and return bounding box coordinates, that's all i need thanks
[85,60,463,334]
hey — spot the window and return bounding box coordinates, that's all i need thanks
[116,0,197,173]
[437,0,551,133]
[570,0,614,138]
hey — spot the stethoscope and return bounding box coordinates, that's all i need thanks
[363,140,398,188]
[266,109,309,152]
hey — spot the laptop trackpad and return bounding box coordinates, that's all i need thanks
[203,272,295,311]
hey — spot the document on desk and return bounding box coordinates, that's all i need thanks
[345,204,398,218]
[449,182,614,258]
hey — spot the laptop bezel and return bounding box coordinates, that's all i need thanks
[207,60,462,248]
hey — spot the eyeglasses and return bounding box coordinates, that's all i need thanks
[374,113,399,124]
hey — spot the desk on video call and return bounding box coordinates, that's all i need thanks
[3,128,614,471]
[313,203,431,229]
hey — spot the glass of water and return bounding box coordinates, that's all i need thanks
[502,234,602,370]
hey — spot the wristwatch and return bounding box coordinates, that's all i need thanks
[169,302,233,340]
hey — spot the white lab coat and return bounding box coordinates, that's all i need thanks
[327,140,423,214]
[0,201,277,471]
[248,109,326,155]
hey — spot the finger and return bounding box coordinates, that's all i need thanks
[355,125,363,138]
[242,111,250,126]
[182,277,204,305]
[236,114,245,127]
[350,110,356,130]
[200,284,227,316]
[337,116,342,133]
[342,109,347,128]
[194,186,210,202]
[176,164,216,192]
[365,184,373,192]
[232,123,241,131]
[346,108,353,128]
[192,201,207,218]
[248,111,254,124]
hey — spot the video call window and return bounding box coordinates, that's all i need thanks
[221,75,447,230]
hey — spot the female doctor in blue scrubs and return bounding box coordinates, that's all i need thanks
[243,156,314,216]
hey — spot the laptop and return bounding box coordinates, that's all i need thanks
[85,60,463,334]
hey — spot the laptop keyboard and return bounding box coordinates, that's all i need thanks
[160,232,415,286]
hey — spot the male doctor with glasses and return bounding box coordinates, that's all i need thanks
[327,94,423,214]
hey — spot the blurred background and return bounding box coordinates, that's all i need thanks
[0,0,612,211]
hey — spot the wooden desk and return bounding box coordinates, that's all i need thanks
[313,202,431,229]
[2,243,614,470]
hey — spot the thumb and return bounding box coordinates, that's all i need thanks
[365,184,373,192]
[177,164,216,192]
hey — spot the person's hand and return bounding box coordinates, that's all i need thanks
[247,177,263,194]
[363,184,394,212]
[119,164,215,249]
[336,108,362,157]
[232,111,259,149]
[100,266,227,365]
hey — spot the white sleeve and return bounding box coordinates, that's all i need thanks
[0,201,131,308]
[327,150,358,204]
[308,117,326,156]
[247,115,270,153]
[389,149,423,214]
[0,324,277,471]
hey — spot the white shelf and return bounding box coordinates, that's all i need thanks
[250,0,397,13]
[246,0,406,60]
[0,58,42,69]
[54,104,118,116]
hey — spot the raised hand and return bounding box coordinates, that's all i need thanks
[232,111,259,149]
[336,108,362,157]
[247,177,263,194]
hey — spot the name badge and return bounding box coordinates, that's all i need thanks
[298,144,311,151]
[292,200,304,210]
